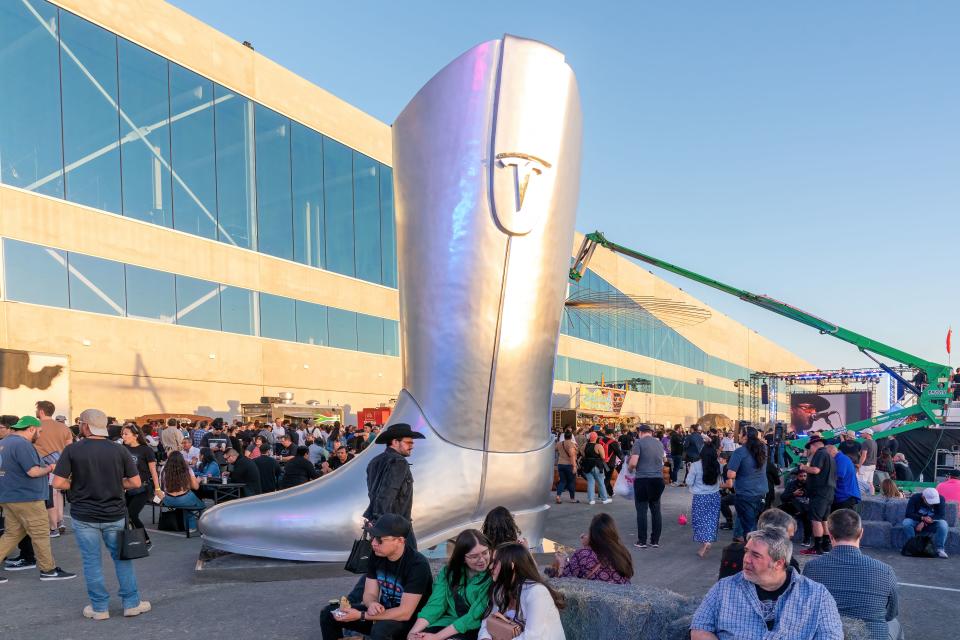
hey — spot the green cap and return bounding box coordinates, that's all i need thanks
[11,415,41,430]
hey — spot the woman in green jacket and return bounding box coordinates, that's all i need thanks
[407,529,493,640]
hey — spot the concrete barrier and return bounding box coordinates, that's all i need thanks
[551,578,871,640]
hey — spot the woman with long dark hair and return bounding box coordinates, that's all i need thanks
[726,427,769,540]
[160,451,205,531]
[481,506,524,549]
[197,447,221,479]
[478,543,565,640]
[553,513,632,584]
[408,529,493,640]
[687,441,722,558]
[121,424,162,547]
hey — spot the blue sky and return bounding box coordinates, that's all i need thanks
[173,1,960,371]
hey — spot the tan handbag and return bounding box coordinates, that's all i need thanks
[486,611,523,640]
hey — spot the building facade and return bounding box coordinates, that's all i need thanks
[0,0,812,425]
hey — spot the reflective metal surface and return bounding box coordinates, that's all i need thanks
[200,35,581,561]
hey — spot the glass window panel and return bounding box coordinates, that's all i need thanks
[291,122,324,268]
[214,84,256,249]
[125,264,174,322]
[259,292,296,341]
[323,138,354,277]
[383,319,400,357]
[118,39,171,227]
[169,64,217,239]
[357,313,383,354]
[353,153,381,283]
[60,10,122,213]
[220,285,255,336]
[379,165,397,288]
[2,239,67,307]
[295,300,327,346]
[327,307,357,350]
[175,275,221,330]
[67,253,125,316]
[0,0,63,197]
[254,105,293,260]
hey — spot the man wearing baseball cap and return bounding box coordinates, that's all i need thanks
[320,513,432,640]
[52,409,150,618]
[799,436,836,556]
[902,487,949,559]
[0,416,76,583]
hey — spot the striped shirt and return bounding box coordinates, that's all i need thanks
[802,545,898,640]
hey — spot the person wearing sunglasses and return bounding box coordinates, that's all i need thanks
[407,529,493,640]
[321,514,433,640]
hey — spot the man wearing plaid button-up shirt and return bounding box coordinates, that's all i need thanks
[803,509,901,640]
[692,526,842,640]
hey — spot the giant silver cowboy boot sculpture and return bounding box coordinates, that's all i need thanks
[200,34,582,561]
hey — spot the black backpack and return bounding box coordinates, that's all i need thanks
[901,535,938,558]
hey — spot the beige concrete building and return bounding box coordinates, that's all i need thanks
[0,0,812,425]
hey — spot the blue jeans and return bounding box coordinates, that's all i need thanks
[585,467,609,502]
[556,464,576,499]
[670,455,683,483]
[902,518,948,550]
[162,492,206,529]
[73,518,141,612]
[734,494,764,537]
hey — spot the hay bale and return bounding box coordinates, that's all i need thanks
[551,578,697,640]
[858,497,887,522]
[882,498,908,526]
[842,616,870,640]
[860,520,892,548]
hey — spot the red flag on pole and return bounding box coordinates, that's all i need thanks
[948,327,953,355]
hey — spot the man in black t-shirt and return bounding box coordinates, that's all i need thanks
[320,514,432,640]
[224,449,262,497]
[52,409,150,619]
[799,437,836,556]
[277,434,298,463]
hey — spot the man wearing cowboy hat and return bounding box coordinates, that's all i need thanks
[362,423,424,548]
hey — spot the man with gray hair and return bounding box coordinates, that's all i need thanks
[692,526,842,639]
[803,509,901,640]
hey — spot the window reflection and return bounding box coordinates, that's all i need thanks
[0,0,63,197]
[254,105,293,260]
[220,285,256,336]
[175,275,221,330]
[353,153,381,283]
[68,253,125,316]
[383,319,400,357]
[59,10,122,214]
[295,300,327,346]
[379,166,397,288]
[292,123,325,269]
[327,307,357,350]
[125,265,175,322]
[118,39,172,227]
[259,292,296,341]
[215,85,256,249]
[2,239,68,307]
[357,313,383,355]
[170,64,218,239]
[323,138,354,277]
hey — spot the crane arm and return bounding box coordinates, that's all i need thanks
[571,231,945,374]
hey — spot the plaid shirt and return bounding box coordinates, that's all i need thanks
[691,569,842,640]
[802,545,898,640]
[192,428,207,448]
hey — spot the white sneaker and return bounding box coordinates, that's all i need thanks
[937,549,949,559]
[588,500,596,505]
[602,498,613,504]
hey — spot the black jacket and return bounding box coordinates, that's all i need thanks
[230,456,262,496]
[279,457,319,489]
[362,448,413,522]
[253,455,282,492]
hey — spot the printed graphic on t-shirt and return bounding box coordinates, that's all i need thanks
[376,570,403,607]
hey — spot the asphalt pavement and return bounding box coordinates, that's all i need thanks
[2,485,957,639]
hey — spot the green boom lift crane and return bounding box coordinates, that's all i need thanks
[570,231,953,468]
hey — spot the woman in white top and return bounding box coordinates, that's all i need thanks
[478,542,565,640]
[687,442,722,558]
